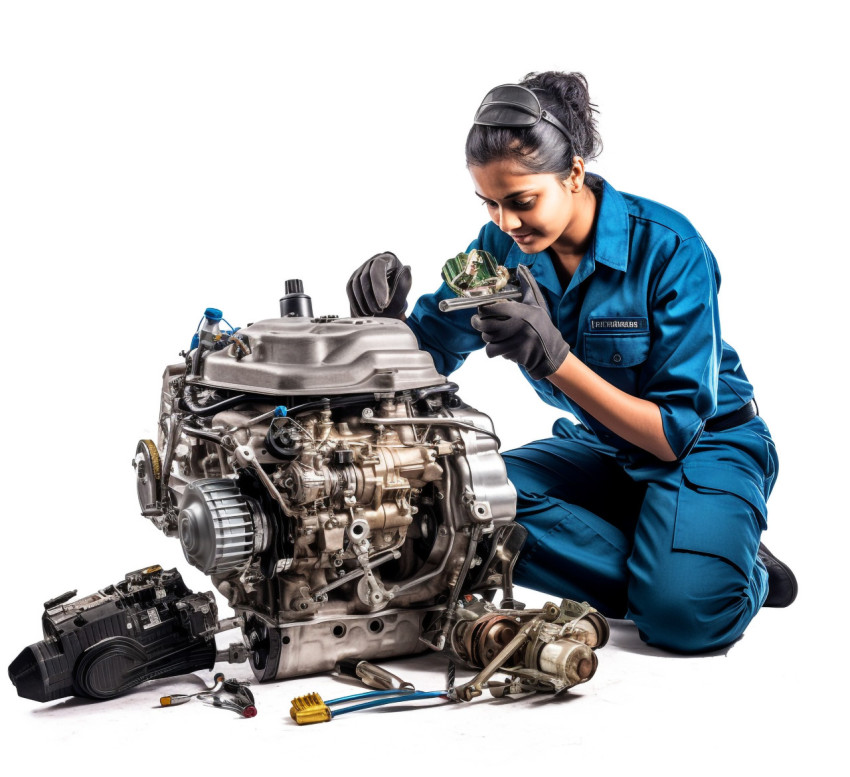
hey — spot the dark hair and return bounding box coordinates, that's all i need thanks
[466,71,602,177]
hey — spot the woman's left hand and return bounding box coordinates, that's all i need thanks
[471,264,571,380]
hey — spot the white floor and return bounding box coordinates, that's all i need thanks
[4,579,840,776]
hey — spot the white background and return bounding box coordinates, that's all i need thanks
[1,1,846,774]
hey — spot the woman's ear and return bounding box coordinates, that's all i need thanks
[567,156,586,193]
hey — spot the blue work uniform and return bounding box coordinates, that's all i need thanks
[406,175,778,653]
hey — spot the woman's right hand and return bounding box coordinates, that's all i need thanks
[346,251,412,319]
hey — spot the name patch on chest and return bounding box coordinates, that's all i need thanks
[589,317,648,332]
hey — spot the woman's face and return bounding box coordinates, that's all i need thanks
[468,157,586,254]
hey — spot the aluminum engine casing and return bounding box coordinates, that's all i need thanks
[136,299,518,681]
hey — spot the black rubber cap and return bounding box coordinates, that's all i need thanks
[8,642,64,703]
[280,279,313,318]
[337,658,362,678]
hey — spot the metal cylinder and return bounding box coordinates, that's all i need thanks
[537,638,598,686]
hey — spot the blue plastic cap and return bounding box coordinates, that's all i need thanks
[204,307,223,322]
[274,406,288,418]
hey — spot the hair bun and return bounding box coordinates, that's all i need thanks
[465,70,602,175]
[521,71,602,161]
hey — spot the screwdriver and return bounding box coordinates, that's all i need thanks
[336,659,415,691]
[160,672,225,707]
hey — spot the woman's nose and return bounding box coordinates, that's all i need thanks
[496,207,521,233]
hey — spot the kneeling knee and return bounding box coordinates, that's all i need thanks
[629,568,754,654]
[630,594,721,653]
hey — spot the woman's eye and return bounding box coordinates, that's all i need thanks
[514,198,535,209]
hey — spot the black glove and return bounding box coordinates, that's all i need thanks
[471,264,571,380]
[346,252,412,319]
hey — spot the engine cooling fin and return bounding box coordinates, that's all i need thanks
[177,479,258,574]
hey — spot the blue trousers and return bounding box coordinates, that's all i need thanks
[503,417,779,653]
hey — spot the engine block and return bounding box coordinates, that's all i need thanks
[135,282,521,681]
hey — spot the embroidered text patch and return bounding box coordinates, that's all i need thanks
[589,317,648,332]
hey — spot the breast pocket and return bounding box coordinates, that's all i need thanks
[582,332,650,393]
[584,332,650,368]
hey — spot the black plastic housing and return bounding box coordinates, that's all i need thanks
[9,566,218,703]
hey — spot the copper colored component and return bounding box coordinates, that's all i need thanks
[465,614,523,666]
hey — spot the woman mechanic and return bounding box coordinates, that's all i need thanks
[346,71,797,653]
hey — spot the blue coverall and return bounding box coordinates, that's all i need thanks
[406,176,778,653]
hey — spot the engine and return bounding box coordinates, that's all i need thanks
[135,281,523,682]
[7,279,608,705]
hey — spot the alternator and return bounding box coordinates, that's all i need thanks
[177,479,269,574]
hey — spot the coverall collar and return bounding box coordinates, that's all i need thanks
[560,176,629,291]
[589,176,630,273]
